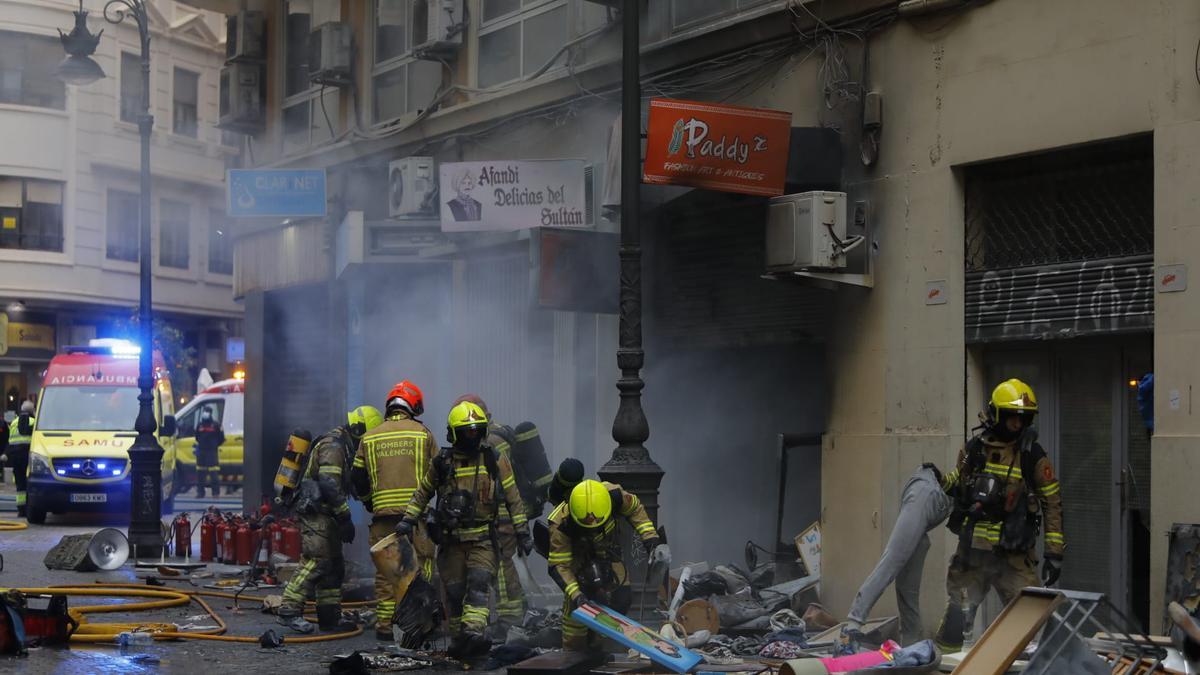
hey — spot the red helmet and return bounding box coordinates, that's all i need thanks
[452,393,489,417]
[386,380,424,416]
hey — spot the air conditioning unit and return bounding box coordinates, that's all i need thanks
[389,157,437,218]
[217,62,265,134]
[413,0,464,58]
[766,191,850,271]
[308,22,353,87]
[225,11,265,64]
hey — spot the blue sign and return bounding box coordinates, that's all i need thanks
[226,169,327,217]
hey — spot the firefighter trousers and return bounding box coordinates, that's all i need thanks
[7,446,28,512]
[280,513,345,616]
[934,548,1037,651]
[438,537,496,637]
[368,515,435,633]
[561,560,631,652]
[494,521,527,625]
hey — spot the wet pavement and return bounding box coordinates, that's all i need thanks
[0,477,413,674]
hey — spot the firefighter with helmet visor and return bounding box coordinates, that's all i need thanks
[934,379,1064,652]
[278,405,382,634]
[395,401,531,657]
[549,478,671,652]
[350,380,439,640]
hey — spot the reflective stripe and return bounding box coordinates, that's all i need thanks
[333,502,350,514]
[455,466,489,478]
[514,429,538,442]
[635,522,655,535]
[1039,481,1060,496]
[511,513,528,527]
[15,493,26,505]
[501,475,516,489]
[457,524,490,537]
[984,462,1022,479]
[564,582,580,598]
[533,474,553,487]
[1045,532,1065,543]
[318,466,342,475]
[548,552,572,563]
[352,456,365,468]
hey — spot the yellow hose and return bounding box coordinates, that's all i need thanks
[0,519,28,531]
[5,585,363,644]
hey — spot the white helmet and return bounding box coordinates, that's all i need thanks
[20,400,34,414]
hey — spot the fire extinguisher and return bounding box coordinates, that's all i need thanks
[235,518,252,565]
[173,512,191,558]
[259,495,271,519]
[282,519,301,562]
[220,518,236,564]
[268,520,282,558]
[200,513,216,562]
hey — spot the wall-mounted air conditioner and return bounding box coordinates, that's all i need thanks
[308,22,353,86]
[389,157,437,218]
[217,62,265,134]
[413,0,464,58]
[225,11,265,64]
[766,191,859,271]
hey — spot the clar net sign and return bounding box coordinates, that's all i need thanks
[438,159,588,232]
[643,98,792,197]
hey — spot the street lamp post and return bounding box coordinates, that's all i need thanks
[598,0,663,601]
[58,0,164,555]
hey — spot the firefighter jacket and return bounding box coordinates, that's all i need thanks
[489,424,519,526]
[942,432,1064,557]
[305,427,354,520]
[547,482,659,602]
[8,415,33,447]
[403,445,527,542]
[351,411,436,517]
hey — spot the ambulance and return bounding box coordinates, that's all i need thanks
[24,339,177,523]
[173,377,244,494]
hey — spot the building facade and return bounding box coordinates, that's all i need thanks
[186,0,1200,634]
[0,0,243,409]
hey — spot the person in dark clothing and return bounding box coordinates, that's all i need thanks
[194,407,225,499]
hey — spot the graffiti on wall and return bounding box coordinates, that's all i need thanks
[965,256,1153,343]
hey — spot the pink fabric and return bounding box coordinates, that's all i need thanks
[818,640,901,673]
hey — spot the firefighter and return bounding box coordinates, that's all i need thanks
[549,479,670,653]
[451,394,528,636]
[351,380,437,640]
[547,458,585,507]
[278,405,382,634]
[10,400,34,519]
[934,379,1064,652]
[395,401,531,657]
[193,407,225,499]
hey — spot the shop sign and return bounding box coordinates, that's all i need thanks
[643,98,792,197]
[0,317,55,356]
[438,159,587,232]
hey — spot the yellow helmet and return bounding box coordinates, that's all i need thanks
[347,405,384,437]
[447,401,489,443]
[989,379,1038,420]
[569,479,612,528]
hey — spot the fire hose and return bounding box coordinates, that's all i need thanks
[0,520,28,531]
[0,584,365,644]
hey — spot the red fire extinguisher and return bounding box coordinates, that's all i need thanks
[282,520,301,562]
[259,495,271,519]
[220,518,236,564]
[173,513,191,558]
[200,514,216,562]
[235,518,252,565]
[269,520,282,558]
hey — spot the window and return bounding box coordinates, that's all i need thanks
[120,52,142,122]
[477,1,567,88]
[159,199,190,269]
[106,189,139,262]
[173,68,199,137]
[0,177,64,252]
[208,210,233,275]
[371,0,442,123]
[283,0,341,151]
[0,31,66,109]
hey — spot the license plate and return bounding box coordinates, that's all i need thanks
[70,493,107,503]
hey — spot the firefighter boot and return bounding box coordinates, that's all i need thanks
[316,604,357,633]
[276,609,315,634]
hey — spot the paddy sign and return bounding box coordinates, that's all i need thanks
[643,98,792,197]
[438,159,587,232]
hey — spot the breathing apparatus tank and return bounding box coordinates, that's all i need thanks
[273,429,313,503]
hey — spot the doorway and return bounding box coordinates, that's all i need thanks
[982,337,1153,629]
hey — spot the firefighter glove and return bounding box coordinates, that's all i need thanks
[1042,554,1062,587]
[649,543,672,568]
[517,531,534,556]
[337,515,356,544]
[394,518,415,539]
[569,591,588,612]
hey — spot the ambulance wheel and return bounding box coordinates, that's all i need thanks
[26,501,46,524]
